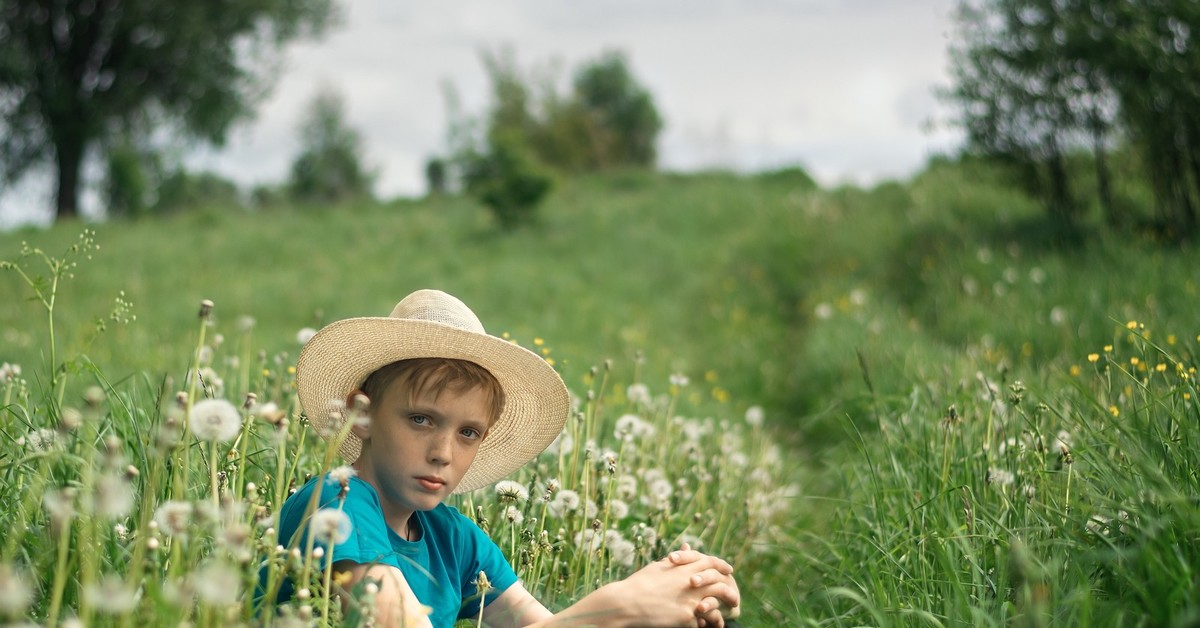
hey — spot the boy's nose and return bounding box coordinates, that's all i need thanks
[427,433,452,464]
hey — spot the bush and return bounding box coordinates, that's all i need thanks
[462,132,553,230]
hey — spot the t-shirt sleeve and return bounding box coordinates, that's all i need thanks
[293,476,398,569]
[454,511,520,620]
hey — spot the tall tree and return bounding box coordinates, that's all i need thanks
[288,86,374,205]
[0,0,336,220]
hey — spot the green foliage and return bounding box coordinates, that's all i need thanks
[105,144,155,218]
[288,88,375,206]
[154,169,243,214]
[945,0,1200,235]
[0,0,337,219]
[534,51,663,171]
[462,131,554,230]
[442,48,662,226]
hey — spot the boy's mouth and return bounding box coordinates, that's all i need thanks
[416,476,446,491]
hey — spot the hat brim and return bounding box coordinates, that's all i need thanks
[295,317,569,493]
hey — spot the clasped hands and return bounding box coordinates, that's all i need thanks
[614,541,741,627]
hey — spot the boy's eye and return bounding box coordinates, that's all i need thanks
[460,428,481,439]
[409,414,430,426]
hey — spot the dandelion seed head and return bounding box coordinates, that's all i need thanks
[814,302,834,320]
[189,398,242,442]
[987,467,1015,487]
[608,499,630,519]
[92,473,136,519]
[0,563,34,615]
[494,480,529,503]
[669,373,690,387]
[744,405,765,427]
[626,383,652,406]
[154,501,194,538]
[26,428,59,453]
[296,327,317,345]
[84,575,138,614]
[328,466,358,488]
[43,488,76,525]
[503,506,524,525]
[308,508,352,546]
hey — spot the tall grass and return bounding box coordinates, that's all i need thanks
[3,163,1199,624]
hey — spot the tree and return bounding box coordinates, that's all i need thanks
[0,0,337,220]
[288,87,374,205]
[945,0,1200,235]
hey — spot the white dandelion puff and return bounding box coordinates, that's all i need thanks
[503,506,524,525]
[494,480,529,502]
[193,562,240,606]
[92,473,135,519]
[328,465,358,487]
[83,574,138,614]
[309,508,352,546]
[615,475,638,501]
[610,539,636,567]
[626,383,652,406]
[608,499,630,520]
[189,398,242,442]
[987,468,1015,487]
[296,327,317,345]
[154,501,194,538]
[744,405,765,427]
[0,563,34,615]
[669,373,690,387]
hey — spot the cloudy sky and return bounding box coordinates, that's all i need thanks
[1,0,963,227]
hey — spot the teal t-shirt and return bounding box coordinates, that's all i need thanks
[271,474,518,627]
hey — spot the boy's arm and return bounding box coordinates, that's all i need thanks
[335,561,435,628]
[481,546,741,628]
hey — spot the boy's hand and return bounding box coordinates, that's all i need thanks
[667,542,741,627]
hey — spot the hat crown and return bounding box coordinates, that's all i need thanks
[389,289,485,334]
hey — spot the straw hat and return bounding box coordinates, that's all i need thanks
[295,289,570,493]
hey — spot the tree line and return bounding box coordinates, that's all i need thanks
[946,0,1200,237]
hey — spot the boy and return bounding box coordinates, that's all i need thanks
[273,289,741,627]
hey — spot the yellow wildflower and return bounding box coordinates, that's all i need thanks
[1087,353,1100,363]
[1109,405,1120,417]
[1069,365,1081,376]
[533,337,544,346]
[1168,335,1177,345]
[1130,357,1140,366]
[1104,345,1113,353]
[287,366,296,375]
[1126,320,1138,330]
[1155,363,1167,373]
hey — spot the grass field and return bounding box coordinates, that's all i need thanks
[1,161,1198,625]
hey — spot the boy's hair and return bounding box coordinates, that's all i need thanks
[359,357,505,426]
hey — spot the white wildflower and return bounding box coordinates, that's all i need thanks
[92,473,135,519]
[26,428,58,452]
[609,539,636,567]
[608,499,630,520]
[1049,306,1067,326]
[503,506,524,525]
[193,562,240,606]
[669,373,690,387]
[1029,267,1046,284]
[494,480,529,503]
[236,315,256,332]
[626,383,652,406]
[197,345,214,366]
[154,501,194,538]
[744,405,764,427]
[0,362,21,383]
[43,488,76,525]
[83,574,138,614]
[544,432,573,456]
[1054,430,1072,454]
[0,563,34,614]
[309,508,352,546]
[189,398,242,442]
[574,529,602,552]
[987,467,1015,487]
[296,327,317,345]
[328,465,358,487]
[615,475,638,501]
[548,490,580,517]
[814,302,834,320]
[649,478,674,500]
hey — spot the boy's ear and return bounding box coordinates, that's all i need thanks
[345,389,371,440]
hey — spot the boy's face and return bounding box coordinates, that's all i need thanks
[351,378,491,521]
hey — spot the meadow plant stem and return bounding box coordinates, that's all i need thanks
[210,441,221,508]
[45,518,72,627]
